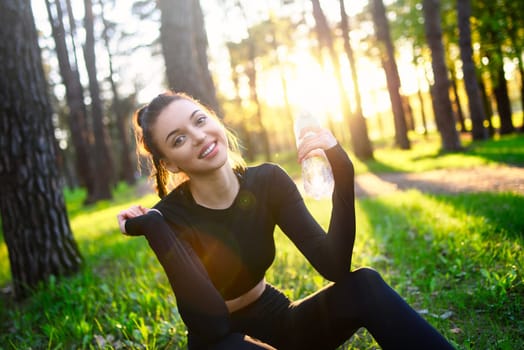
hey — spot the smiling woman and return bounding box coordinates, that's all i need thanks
[114,90,455,349]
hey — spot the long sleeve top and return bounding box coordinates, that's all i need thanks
[125,143,355,343]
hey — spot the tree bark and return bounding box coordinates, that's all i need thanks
[99,1,135,185]
[245,48,272,162]
[371,0,410,149]
[83,0,113,202]
[422,0,462,151]
[0,0,82,299]
[311,0,375,158]
[449,72,466,132]
[158,0,220,113]
[457,0,487,140]
[493,65,515,135]
[192,0,221,115]
[45,0,96,193]
[338,0,374,160]
[478,76,495,137]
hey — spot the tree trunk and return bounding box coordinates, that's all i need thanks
[493,65,515,135]
[338,0,374,160]
[158,0,220,113]
[99,1,135,185]
[422,0,462,151]
[246,51,272,162]
[449,73,467,132]
[268,18,295,150]
[226,44,256,162]
[371,0,410,149]
[192,0,221,115]
[45,0,96,193]
[83,0,113,202]
[517,57,524,132]
[0,0,82,299]
[311,0,374,157]
[457,0,487,140]
[478,76,495,137]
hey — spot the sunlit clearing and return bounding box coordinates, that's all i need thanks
[259,52,343,125]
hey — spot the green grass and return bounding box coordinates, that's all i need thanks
[0,133,523,349]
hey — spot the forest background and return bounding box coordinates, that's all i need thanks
[0,0,523,349]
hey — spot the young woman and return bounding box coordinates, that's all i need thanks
[117,91,454,349]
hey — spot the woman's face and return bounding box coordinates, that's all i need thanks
[151,98,229,176]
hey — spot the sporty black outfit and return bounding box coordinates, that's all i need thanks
[125,144,454,349]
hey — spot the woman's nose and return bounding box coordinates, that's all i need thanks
[191,129,206,145]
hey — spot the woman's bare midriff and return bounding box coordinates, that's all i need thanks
[225,279,266,313]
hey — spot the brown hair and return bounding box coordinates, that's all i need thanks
[133,91,245,198]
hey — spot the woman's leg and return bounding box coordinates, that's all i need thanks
[188,332,276,350]
[286,267,454,350]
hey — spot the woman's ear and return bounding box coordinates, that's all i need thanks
[161,159,180,173]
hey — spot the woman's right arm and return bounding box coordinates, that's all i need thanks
[117,205,149,235]
[120,211,232,344]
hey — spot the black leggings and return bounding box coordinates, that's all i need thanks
[188,268,454,350]
[126,213,454,349]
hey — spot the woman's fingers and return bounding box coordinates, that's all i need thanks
[116,205,151,233]
[297,127,337,163]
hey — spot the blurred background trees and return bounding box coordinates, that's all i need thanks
[1,0,524,296]
[19,0,524,191]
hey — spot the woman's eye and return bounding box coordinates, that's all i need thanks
[196,115,207,125]
[173,135,185,147]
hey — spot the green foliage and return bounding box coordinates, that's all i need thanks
[0,134,523,349]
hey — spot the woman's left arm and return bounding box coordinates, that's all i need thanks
[275,128,356,281]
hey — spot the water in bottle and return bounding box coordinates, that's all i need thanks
[294,111,334,200]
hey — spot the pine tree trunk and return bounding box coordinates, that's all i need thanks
[422,0,462,151]
[338,0,374,160]
[371,0,410,149]
[493,66,515,135]
[0,0,83,299]
[192,0,221,115]
[158,0,220,112]
[45,0,96,193]
[83,0,113,202]
[457,0,487,140]
[99,3,135,185]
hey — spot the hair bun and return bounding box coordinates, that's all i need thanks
[136,105,148,128]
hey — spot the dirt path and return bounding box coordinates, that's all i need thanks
[355,165,524,197]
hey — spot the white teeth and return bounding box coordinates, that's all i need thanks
[200,143,216,158]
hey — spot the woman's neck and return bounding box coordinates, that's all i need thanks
[188,166,240,209]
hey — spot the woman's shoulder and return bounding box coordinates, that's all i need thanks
[242,163,295,194]
[153,182,191,216]
[244,162,289,181]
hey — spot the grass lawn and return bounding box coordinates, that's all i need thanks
[0,133,523,349]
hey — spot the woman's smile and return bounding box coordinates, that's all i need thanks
[199,141,218,159]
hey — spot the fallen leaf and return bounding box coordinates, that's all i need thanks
[450,327,462,334]
[440,311,454,320]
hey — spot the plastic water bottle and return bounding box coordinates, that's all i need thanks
[294,111,334,200]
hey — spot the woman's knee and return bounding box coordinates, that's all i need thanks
[353,267,383,283]
[330,267,389,302]
[342,267,384,288]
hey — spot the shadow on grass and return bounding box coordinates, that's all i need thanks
[433,192,524,240]
[363,133,524,175]
[357,191,524,349]
[466,134,524,166]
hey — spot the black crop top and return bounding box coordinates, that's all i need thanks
[127,144,356,301]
